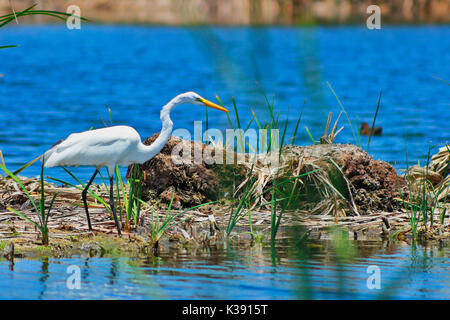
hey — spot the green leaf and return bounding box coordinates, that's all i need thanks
[0,45,18,49]
[0,164,39,213]
[7,207,40,229]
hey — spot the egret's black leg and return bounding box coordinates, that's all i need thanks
[109,176,122,236]
[82,169,99,231]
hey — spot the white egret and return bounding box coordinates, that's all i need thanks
[43,92,229,236]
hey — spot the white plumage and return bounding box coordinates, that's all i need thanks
[44,126,142,172]
[43,91,228,236]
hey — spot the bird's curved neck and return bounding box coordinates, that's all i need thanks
[133,98,178,164]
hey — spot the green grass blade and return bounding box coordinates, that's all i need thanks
[326,81,357,144]
[366,90,382,152]
[12,155,42,176]
[0,164,39,213]
[305,126,316,144]
[0,45,18,49]
[292,108,303,146]
[7,207,40,229]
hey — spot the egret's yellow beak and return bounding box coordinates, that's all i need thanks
[198,98,229,112]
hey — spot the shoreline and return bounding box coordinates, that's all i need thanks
[1,203,448,260]
[3,21,450,28]
[1,0,449,26]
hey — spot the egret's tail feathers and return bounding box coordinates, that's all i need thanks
[42,139,65,168]
[42,148,56,168]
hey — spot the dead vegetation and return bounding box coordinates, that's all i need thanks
[405,144,450,203]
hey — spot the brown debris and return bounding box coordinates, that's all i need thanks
[130,137,407,214]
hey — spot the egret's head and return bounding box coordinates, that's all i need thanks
[180,91,229,112]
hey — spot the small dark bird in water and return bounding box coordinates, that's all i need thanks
[360,122,382,136]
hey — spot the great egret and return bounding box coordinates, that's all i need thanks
[43,92,229,236]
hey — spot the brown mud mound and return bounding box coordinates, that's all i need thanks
[127,134,240,209]
[344,156,403,212]
[287,144,407,212]
[129,136,406,215]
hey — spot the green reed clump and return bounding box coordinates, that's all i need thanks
[0,158,56,245]
[116,164,143,226]
[216,87,388,242]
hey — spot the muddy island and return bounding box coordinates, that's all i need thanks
[1,138,448,259]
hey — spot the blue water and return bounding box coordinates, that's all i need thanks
[1,25,449,182]
[0,242,449,300]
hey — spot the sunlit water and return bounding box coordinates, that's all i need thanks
[0,26,449,181]
[0,241,449,299]
[1,25,449,300]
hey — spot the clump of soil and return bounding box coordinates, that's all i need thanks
[127,134,240,209]
[341,148,407,212]
[282,143,407,214]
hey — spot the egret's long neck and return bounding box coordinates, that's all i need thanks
[133,98,178,164]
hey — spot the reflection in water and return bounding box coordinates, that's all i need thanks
[0,226,443,300]
[2,235,447,299]
[107,258,119,286]
[38,257,49,300]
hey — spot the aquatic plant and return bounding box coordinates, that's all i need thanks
[304,111,344,145]
[245,209,266,244]
[396,143,450,240]
[0,158,56,245]
[232,95,355,240]
[326,81,382,152]
[216,94,320,241]
[116,164,143,227]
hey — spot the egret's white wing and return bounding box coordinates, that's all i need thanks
[43,126,141,171]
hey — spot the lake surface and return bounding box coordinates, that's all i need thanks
[1,239,449,300]
[1,25,449,182]
[1,25,449,300]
